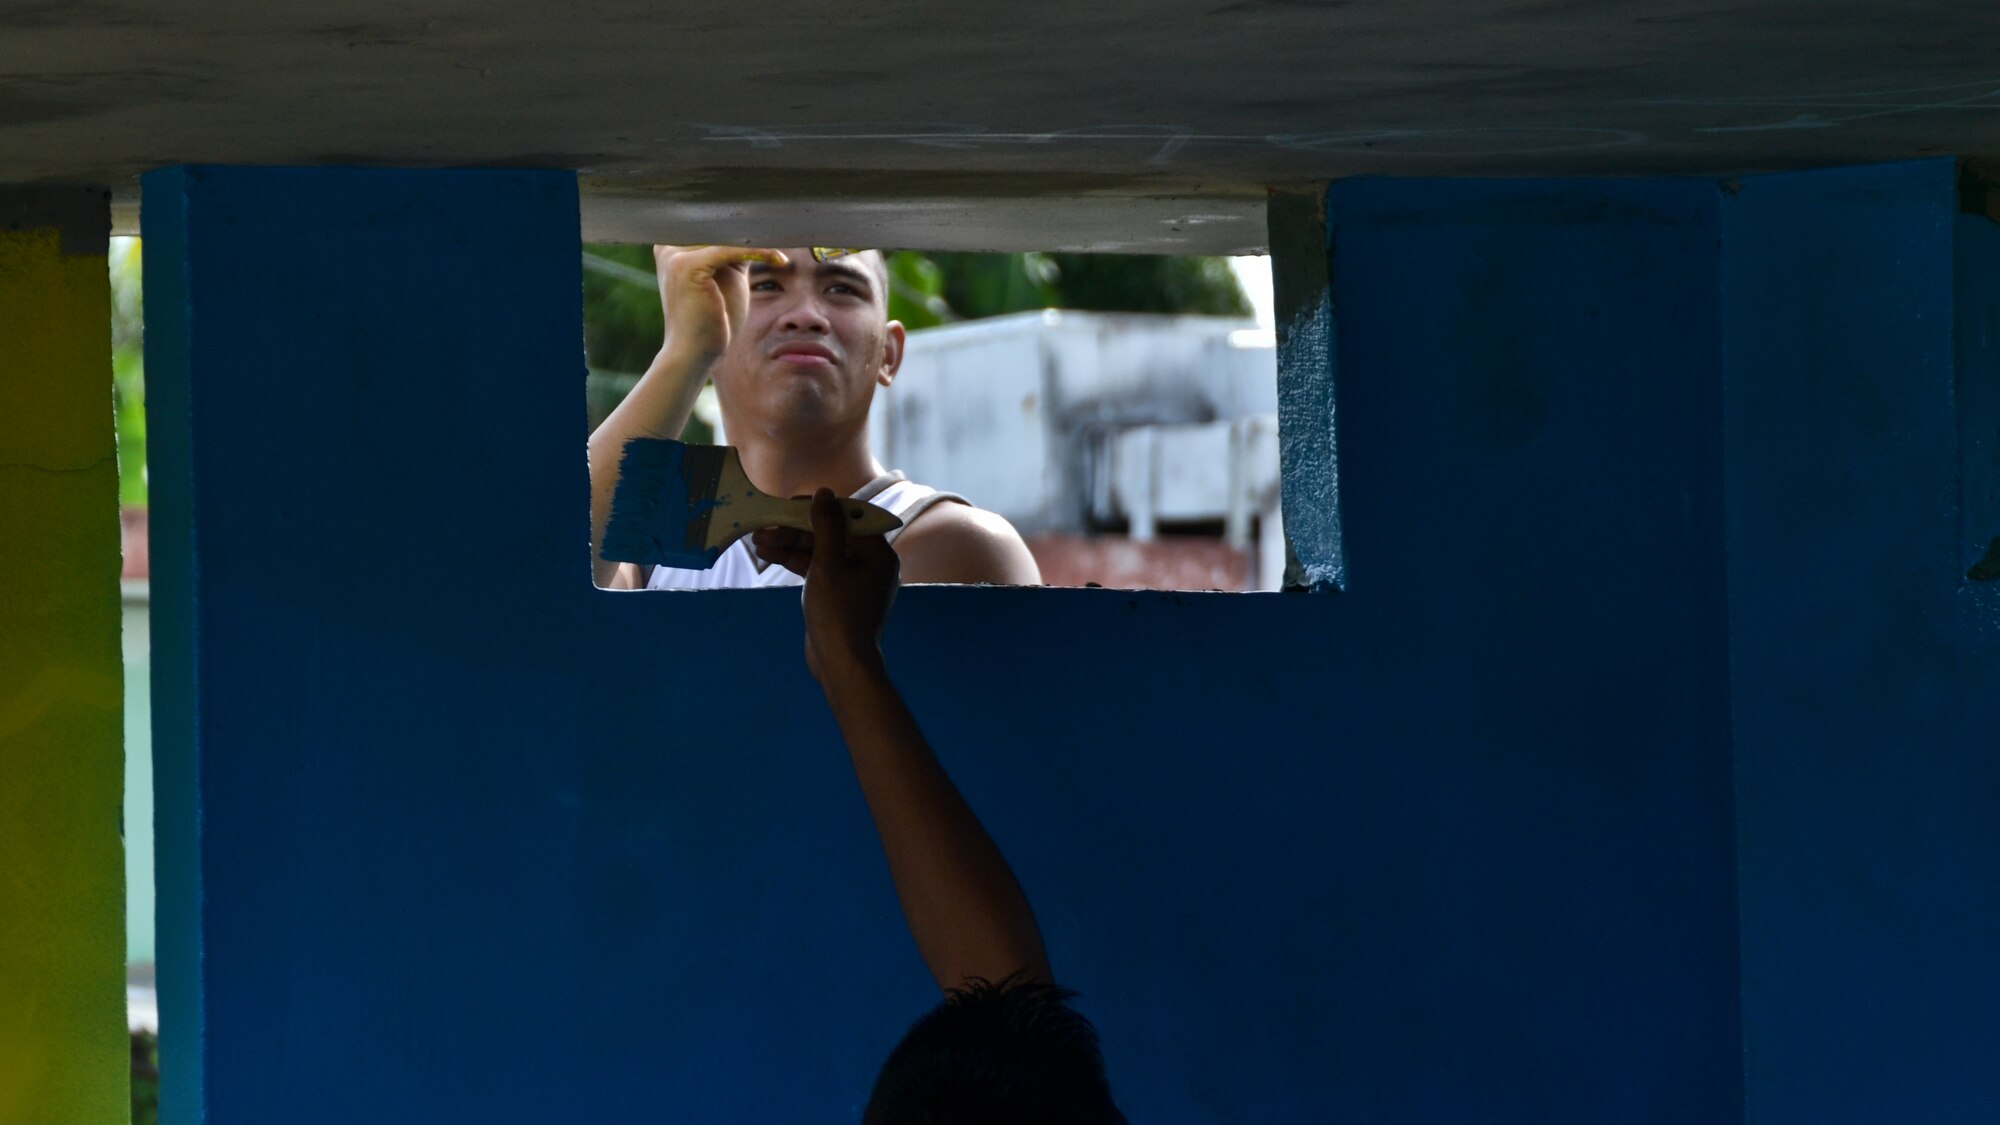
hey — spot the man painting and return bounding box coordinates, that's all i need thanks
[589,246,1042,589]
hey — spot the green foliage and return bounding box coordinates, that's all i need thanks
[884,251,951,329]
[1043,253,1253,317]
[581,244,664,374]
[908,251,1253,321]
[110,238,146,506]
[910,251,1063,320]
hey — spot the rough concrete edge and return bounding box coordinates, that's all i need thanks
[0,185,111,255]
[578,191,1272,254]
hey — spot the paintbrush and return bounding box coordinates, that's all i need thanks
[601,438,902,569]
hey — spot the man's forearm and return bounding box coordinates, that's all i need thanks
[820,654,1053,993]
[587,342,712,586]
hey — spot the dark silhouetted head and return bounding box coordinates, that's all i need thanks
[864,977,1126,1125]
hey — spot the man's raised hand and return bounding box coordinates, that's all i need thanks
[752,489,900,684]
[652,245,788,364]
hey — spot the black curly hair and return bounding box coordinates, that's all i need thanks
[863,975,1126,1125]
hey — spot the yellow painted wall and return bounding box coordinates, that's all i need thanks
[0,222,126,1124]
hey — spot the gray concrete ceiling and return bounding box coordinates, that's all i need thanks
[6,1,1998,251]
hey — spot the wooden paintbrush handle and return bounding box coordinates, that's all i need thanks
[707,493,903,547]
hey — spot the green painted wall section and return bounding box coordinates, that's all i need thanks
[0,208,127,1125]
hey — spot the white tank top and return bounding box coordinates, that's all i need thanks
[642,472,967,590]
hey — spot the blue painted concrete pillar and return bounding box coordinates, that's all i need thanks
[1719,161,2000,1122]
[142,166,591,1125]
[1322,159,1999,1123]
[1322,174,1742,1122]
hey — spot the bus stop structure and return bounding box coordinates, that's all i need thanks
[4,4,1998,1122]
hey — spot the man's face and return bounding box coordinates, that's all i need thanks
[712,248,905,437]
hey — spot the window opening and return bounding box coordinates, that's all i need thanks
[583,246,1284,593]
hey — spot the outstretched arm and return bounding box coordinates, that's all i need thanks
[755,494,1053,993]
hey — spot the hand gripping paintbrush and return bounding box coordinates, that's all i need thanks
[600,439,902,570]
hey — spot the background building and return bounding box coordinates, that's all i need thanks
[870,310,1283,590]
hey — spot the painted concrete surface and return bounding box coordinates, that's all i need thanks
[1326,174,1741,1121]
[0,191,126,1125]
[15,4,2000,247]
[146,161,1998,1123]
[1330,159,2000,1122]
[142,171,204,1125]
[1720,160,2000,1122]
[143,165,1373,1124]
[141,164,1635,1124]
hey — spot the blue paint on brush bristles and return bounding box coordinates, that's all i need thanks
[601,438,727,569]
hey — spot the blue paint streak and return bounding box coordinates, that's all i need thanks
[601,437,724,569]
[1271,189,1344,591]
[1276,287,1342,591]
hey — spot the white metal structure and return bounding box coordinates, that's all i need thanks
[872,310,1285,588]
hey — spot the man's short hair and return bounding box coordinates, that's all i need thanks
[851,249,891,310]
[812,247,892,310]
[864,977,1126,1125]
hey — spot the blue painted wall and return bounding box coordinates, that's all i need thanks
[1722,161,2000,1122]
[146,162,1996,1124]
[1325,176,1742,1121]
